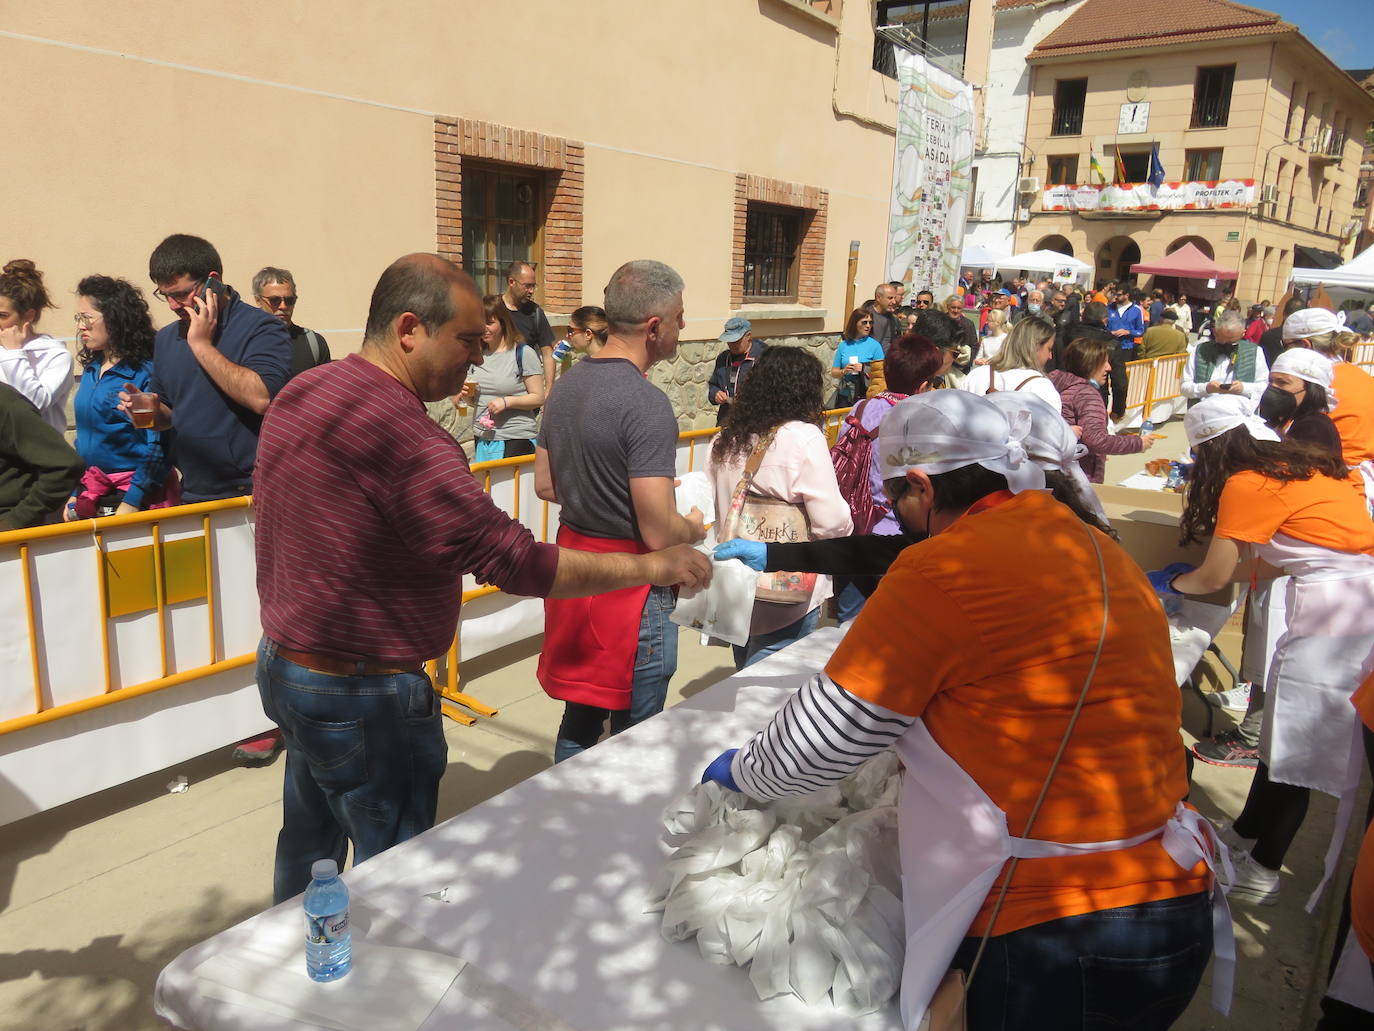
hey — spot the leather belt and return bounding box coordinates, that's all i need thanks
[274,646,423,677]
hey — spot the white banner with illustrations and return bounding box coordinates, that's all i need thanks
[886,49,975,300]
[1042,180,1257,213]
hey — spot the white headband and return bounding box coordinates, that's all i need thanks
[878,391,1047,494]
[984,392,1111,526]
[1184,394,1281,449]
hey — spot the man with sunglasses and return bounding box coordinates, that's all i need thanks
[253,267,331,379]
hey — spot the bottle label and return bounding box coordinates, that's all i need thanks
[306,909,349,944]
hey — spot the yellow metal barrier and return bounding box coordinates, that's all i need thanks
[0,412,853,738]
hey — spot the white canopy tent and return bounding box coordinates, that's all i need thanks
[960,241,1010,269]
[1292,244,1374,304]
[995,249,1094,286]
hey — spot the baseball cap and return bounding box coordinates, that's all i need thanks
[719,317,751,343]
[1281,308,1345,342]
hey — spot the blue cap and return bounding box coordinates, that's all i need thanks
[719,317,752,343]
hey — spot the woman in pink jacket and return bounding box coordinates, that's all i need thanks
[1049,334,1158,483]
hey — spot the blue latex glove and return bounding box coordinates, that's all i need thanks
[701,748,741,792]
[1147,562,1195,596]
[714,539,767,572]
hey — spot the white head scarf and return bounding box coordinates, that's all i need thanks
[1281,307,1345,342]
[984,392,1111,526]
[877,390,1046,493]
[1184,394,1281,449]
[1271,348,1337,411]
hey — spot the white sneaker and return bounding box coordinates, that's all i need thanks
[1206,682,1252,713]
[1224,850,1280,905]
[1218,822,1257,857]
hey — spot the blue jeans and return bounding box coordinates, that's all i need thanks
[554,586,678,762]
[733,607,821,670]
[256,638,448,904]
[950,892,1213,1030]
[834,577,871,623]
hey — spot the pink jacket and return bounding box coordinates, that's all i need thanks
[1047,370,1144,484]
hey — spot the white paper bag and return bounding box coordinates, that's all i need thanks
[670,557,757,646]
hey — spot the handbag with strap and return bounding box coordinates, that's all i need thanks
[721,428,818,605]
[924,520,1110,1031]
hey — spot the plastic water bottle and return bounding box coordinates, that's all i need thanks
[1141,416,1155,434]
[304,859,351,982]
[551,338,573,361]
[1165,463,1183,492]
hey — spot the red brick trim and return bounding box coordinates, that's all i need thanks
[434,118,584,313]
[732,173,828,308]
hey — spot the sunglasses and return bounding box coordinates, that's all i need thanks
[914,299,932,307]
[262,295,298,308]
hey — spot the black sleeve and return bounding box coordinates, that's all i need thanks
[765,534,916,576]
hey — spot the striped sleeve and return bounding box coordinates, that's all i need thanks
[730,673,913,801]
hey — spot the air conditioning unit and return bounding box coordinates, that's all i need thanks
[1018,176,1041,194]
[1260,183,1281,205]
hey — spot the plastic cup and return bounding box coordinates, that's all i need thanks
[128,392,158,429]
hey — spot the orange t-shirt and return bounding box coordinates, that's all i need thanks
[1214,470,1374,555]
[1332,361,1374,470]
[826,490,1208,937]
[1350,673,1374,959]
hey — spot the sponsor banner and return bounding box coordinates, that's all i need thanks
[1042,180,1256,212]
[886,49,976,298]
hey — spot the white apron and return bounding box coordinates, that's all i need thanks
[1255,533,1374,797]
[1240,577,1288,687]
[1358,460,1374,517]
[893,720,1234,1030]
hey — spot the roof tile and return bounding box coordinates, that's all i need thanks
[1029,0,1293,58]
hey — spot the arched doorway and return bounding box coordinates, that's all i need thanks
[1035,234,1074,256]
[1096,236,1142,285]
[1240,239,1259,301]
[1166,235,1214,259]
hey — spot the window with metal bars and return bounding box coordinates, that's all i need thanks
[1051,79,1086,136]
[1184,148,1223,181]
[1191,65,1235,129]
[461,163,544,298]
[743,203,803,302]
[1047,154,1079,185]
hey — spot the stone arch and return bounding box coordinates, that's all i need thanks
[1096,235,1141,284]
[1166,235,1214,259]
[1034,234,1074,256]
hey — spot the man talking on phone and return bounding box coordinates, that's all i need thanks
[135,233,291,765]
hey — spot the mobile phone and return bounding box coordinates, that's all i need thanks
[202,273,228,301]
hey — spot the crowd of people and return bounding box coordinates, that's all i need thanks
[7,237,1374,1028]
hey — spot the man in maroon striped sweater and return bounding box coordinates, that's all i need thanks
[252,253,710,902]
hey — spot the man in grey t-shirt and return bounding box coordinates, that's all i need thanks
[536,260,705,762]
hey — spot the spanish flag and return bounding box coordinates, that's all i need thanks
[1113,145,1129,185]
[1089,146,1107,184]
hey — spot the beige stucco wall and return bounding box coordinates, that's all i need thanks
[3,0,899,365]
[1019,36,1374,300]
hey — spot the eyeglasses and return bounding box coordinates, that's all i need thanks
[153,280,204,304]
[73,312,103,328]
[914,299,931,307]
[261,295,297,308]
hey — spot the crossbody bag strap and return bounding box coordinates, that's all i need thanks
[722,429,779,538]
[965,520,1110,987]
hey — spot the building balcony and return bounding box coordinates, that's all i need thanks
[1310,129,1346,165]
[1039,178,1257,215]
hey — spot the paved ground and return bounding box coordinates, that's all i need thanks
[0,438,1364,1030]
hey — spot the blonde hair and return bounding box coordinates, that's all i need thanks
[1333,330,1358,360]
[1305,330,1338,357]
[984,309,1007,334]
[990,315,1054,373]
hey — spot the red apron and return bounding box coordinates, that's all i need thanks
[537,525,651,710]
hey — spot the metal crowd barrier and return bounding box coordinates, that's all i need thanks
[0,409,853,739]
[1122,352,1188,424]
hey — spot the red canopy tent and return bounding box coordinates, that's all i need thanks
[1130,243,1237,279]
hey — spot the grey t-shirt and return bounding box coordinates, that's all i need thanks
[472,345,539,441]
[537,357,677,541]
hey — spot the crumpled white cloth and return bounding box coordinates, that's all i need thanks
[647,753,904,1015]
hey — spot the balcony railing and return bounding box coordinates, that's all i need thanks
[1190,96,1231,129]
[1051,105,1084,137]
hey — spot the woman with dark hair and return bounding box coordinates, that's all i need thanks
[1049,334,1158,483]
[1151,395,1374,907]
[709,346,852,667]
[831,307,884,407]
[566,305,608,358]
[1258,348,1341,454]
[0,259,74,434]
[467,294,545,462]
[63,275,176,518]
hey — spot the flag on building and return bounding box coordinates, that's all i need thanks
[1089,146,1107,184]
[1113,145,1128,185]
[1148,142,1165,188]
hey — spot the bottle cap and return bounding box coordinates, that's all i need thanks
[311,859,339,881]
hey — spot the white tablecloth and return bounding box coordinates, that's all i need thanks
[155,628,901,1031]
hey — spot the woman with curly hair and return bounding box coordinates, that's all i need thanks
[709,346,852,668]
[63,276,176,518]
[1149,395,1374,907]
[0,259,74,434]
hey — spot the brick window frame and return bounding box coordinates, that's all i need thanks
[434,118,584,314]
[731,174,827,309]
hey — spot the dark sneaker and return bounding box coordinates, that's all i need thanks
[1191,730,1258,769]
[232,730,284,766]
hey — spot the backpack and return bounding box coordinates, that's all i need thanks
[830,394,902,535]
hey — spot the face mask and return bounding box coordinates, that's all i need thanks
[1028,303,1042,315]
[1258,385,1299,425]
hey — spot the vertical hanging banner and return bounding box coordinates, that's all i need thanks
[886,49,976,299]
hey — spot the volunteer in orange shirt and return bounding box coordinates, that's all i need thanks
[704,391,1220,1031]
[1283,307,1374,512]
[1152,394,1374,910]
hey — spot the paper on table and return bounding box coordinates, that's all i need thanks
[192,924,464,1031]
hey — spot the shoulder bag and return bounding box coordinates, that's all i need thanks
[720,428,818,605]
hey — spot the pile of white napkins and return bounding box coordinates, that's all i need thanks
[646,752,904,1014]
